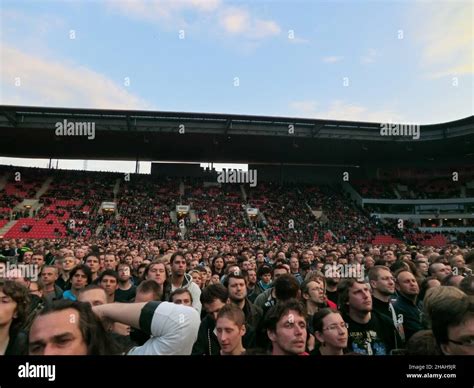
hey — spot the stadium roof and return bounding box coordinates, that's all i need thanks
[0,105,473,165]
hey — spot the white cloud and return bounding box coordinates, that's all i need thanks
[0,43,151,110]
[218,7,279,39]
[412,2,473,78]
[251,18,280,39]
[107,0,280,40]
[322,56,344,63]
[219,7,249,34]
[360,48,377,64]
[289,100,404,123]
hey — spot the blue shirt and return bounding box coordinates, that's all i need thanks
[63,290,77,301]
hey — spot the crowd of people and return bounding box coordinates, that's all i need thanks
[0,165,473,357]
[1,165,473,248]
[186,180,261,241]
[0,237,473,356]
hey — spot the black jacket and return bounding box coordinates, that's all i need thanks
[5,330,28,355]
[393,294,422,341]
[242,298,263,332]
[192,315,220,355]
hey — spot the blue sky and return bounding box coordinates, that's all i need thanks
[0,0,472,172]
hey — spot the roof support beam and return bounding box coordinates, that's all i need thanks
[1,110,18,127]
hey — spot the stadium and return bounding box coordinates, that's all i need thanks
[0,104,473,357]
[0,105,473,247]
[0,0,473,384]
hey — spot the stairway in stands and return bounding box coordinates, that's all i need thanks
[0,220,17,237]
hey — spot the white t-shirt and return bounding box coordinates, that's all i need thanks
[128,302,200,355]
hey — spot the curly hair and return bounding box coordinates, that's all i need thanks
[0,279,30,334]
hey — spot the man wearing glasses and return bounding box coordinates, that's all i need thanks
[431,293,474,355]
